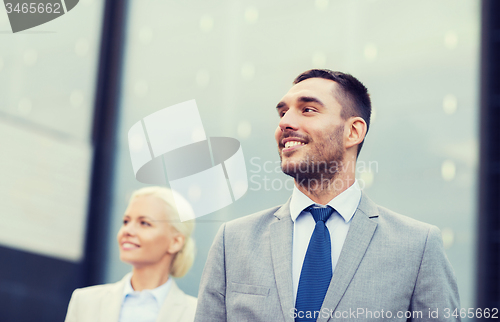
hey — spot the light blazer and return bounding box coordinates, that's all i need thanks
[194,192,460,322]
[65,274,197,322]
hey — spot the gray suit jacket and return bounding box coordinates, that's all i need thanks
[194,193,460,321]
[65,274,197,322]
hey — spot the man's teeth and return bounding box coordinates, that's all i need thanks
[284,141,306,148]
[123,242,138,248]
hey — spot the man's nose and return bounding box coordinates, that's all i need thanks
[278,109,300,132]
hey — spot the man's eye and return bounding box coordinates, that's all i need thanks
[280,110,287,117]
[123,219,129,225]
[304,107,314,113]
[141,221,151,227]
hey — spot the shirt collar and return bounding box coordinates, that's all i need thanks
[290,180,361,223]
[122,272,173,306]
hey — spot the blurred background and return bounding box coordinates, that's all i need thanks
[0,0,498,321]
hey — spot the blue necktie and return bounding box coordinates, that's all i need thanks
[295,206,334,322]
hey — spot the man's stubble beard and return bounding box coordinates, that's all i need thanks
[279,124,345,185]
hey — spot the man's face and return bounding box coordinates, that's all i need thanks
[274,77,346,182]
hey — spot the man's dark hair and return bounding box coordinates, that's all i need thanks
[293,69,371,157]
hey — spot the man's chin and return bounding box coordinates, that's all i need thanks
[281,160,309,179]
[281,159,338,182]
[280,159,300,174]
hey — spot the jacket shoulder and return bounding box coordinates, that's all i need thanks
[368,203,444,250]
[214,204,285,244]
[184,293,198,309]
[72,283,116,298]
[358,193,435,233]
[225,204,283,229]
[375,204,436,232]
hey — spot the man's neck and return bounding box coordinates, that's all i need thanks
[295,174,355,205]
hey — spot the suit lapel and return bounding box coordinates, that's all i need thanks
[270,199,295,322]
[157,280,186,322]
[319,192,379,322]
[100,274,129,322]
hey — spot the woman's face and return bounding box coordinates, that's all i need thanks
[117,195,184,268]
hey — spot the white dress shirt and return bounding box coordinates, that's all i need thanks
[290,180,361,303]
[119,273,172,322]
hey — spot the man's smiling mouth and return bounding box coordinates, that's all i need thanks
[282,140,307,152]
[284,141,306,148]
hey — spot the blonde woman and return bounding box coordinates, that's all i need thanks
[65,187,197,322]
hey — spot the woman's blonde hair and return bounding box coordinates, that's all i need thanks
[129,186,196,278]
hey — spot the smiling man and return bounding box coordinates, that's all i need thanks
[194,69,460,322]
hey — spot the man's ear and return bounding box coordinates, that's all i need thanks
[345,117,367,149]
